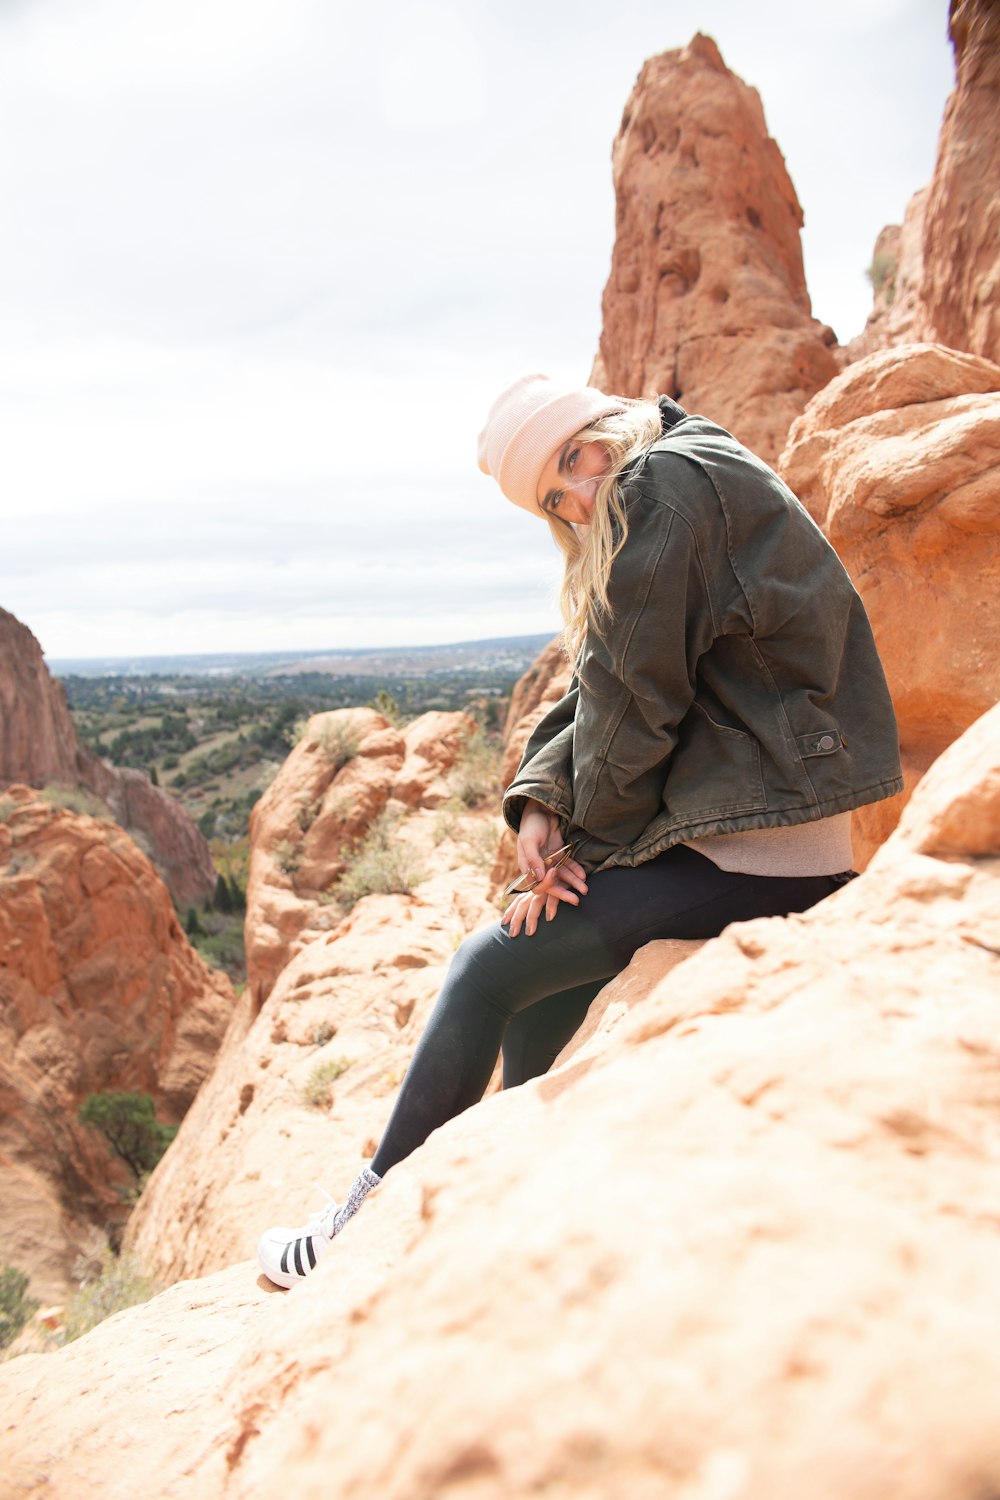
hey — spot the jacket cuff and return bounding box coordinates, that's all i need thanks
[501,785,572,835]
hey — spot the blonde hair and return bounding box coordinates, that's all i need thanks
[545,400,663,665]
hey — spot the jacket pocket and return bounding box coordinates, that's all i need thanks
[664,702,766,821]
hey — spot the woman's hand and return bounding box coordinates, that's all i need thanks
[502,800,589,937]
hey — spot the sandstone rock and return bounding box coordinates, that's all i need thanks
[0,609,79,787]
[5,703,1000,1497]
[0,605,216,908]
[0,786,234,1301]
[127,815,498,1286]
[391,710,476,809]
[244,708,406,1006]
[594,34,839,465]
[499,636,572,789]
[779,342,1000,859]
[78,756,217,911]
[491,636,572,897]
[849,1,999,367]
[846,189,930,363]
[920,0,1000,363]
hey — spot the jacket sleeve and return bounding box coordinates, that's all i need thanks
[502,682,579,833]
[568,490,729,866]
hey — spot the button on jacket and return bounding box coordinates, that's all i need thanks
[503,402,903,873]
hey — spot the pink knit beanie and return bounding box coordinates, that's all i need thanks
[477,373,626,517]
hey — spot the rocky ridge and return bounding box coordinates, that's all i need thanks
[850,0,998,366]
[0,607,215,908]
[0,786,234,1301]
[593,33,839,465]
[126,708,496,1285]
[3,694,1000,1498]
[779,341,1000,857]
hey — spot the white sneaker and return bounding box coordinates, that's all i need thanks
[257,1190,339,1289]
[257,1167,381,1290]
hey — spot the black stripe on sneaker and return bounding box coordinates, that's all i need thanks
[305,1236,317,1271]
[293,1238,305,1278]
[280,1242,291,1275]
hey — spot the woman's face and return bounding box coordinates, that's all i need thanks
[535,434,611,525]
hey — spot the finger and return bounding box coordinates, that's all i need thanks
[523,892,546,938]
[545,891,559,922]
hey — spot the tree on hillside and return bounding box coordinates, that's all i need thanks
[78,1092,178,1182]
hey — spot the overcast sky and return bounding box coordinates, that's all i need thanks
[0,0,953,663]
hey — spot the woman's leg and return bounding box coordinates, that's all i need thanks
[260,846,847,1285]
[370,845,844,1177]
[501,981,606,1089]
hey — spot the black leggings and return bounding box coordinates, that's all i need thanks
[370,845,851,1177]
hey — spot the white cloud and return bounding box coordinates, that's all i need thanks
[0,0,955,660]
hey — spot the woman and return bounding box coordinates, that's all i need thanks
[258,373,902,1288]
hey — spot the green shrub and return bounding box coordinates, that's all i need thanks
[866,250,897,304]
[78,1092,178,1182]
[368,688,405,728]
[302,1056,354,1109]
[61,1250,157,1344]
[318,717,362,769]
[331,812,426,910]
[274,837,302,877]
[0,1266,39,1350]
[448,729,502,809]
[39,785,111,820]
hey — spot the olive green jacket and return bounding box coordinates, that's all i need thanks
[503,407,902,873]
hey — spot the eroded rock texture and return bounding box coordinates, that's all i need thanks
[127,798,498,1286]
[780,342,1000,860]
[921,0,1000,362]
[594,33,839,465]
[4,697,1000,1499]
[244,708,476,1007]
[0,606,215,908]
[0,787,234,1300]
[851,0,999,365]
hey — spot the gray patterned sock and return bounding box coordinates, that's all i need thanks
[331,1165,381,1237]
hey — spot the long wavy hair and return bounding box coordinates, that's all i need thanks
[546,400,663,665]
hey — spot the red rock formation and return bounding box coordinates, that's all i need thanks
[391,710,476,809]
[127,809,498,1286]
[0,605,215,907]
[921,0,1000,362]
[0,609,80,786]
[6,701,1000,1498]
[779,341,1000,860]
[489,636,573,896]
[851,0,998,365]
[245,708,480,1007]
[500,636,572,789]
[847,189,930,362]
[594,33,839,465]
[0,786,234,1299]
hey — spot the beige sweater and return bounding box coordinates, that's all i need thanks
[684,811,853,877]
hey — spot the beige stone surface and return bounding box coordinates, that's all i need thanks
[0,786,234,1301]
[4,700,1000,1497]
[127,809,499,1286]
[244,708,477,1007]
[594,34,839,465]
[780,341,1000,860]
[391,709,476,809]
